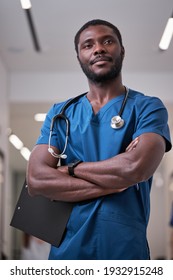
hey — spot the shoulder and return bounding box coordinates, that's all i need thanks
[128,88,167,111]
[50,93,87,116]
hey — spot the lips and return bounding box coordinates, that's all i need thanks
[90,55,112,65]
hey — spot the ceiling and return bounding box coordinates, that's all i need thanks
[0,0,173,73]
[0,0,172,171]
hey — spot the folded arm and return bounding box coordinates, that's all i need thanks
[68,133,165,188]
[27,145,128,202]
[27,133,165,202]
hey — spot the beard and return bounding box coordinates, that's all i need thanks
[78,55,123,84]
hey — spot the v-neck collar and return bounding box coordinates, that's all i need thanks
[82,93,127,122]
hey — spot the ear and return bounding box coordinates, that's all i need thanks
[77,54,81,64]
[121,47,125,59]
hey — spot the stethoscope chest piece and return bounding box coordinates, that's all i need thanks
[110,86,129,129]
[111,115,124,129]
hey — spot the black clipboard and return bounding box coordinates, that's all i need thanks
[10,180,73,247]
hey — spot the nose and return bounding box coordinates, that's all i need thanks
[93,42,106,55]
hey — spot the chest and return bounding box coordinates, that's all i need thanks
[58,104,136,162]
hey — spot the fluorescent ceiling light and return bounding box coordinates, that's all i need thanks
[20,0,32,9]
[8,130,31,161]
[9,134,23,150]
[159,17,173,50]
[34,113,46,122]
[20,147,31,161]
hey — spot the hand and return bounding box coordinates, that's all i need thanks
[58,165,68,174]
[59,163,127,194]
[126,137,139,152]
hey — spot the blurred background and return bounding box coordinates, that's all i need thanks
[0,0,173,260]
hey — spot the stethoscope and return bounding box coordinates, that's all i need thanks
[110,86,129,129]
[48,87,129,159]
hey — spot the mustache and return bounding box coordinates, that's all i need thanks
[90,55,113,65]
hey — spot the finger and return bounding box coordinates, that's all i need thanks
[126,137,139,152]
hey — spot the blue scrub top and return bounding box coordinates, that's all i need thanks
[37,89,172,260]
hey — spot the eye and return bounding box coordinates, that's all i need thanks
[81,40,93,50]
[83,43,93,49]
[104,39,113,45]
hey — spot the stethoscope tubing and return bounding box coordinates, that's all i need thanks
[48,88,129,158]
[118,87,129,117]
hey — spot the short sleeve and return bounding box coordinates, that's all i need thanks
[133,96,172,152]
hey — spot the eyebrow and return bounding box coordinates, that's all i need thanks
[81,34,116,45]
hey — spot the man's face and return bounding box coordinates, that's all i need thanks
[77,25,124,83]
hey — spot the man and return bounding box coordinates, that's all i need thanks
[27,19,172,259]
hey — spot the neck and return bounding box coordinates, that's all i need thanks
[86,76,126,114]
[87,75,124,103]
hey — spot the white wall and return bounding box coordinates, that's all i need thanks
[0,56,11,258]
[9,71,88,103]
[9,71,173,103]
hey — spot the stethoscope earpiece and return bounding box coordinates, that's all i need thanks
[48,147,67,159]
[48,147,54,153]
[60,154,67,159]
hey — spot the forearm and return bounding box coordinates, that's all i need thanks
[73,133,165,189]
[27,133,165,201]
[73,155,136,189]
[27,165,125,202]
[57,137,139,190]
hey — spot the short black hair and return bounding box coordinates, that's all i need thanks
[74,19,123,54]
